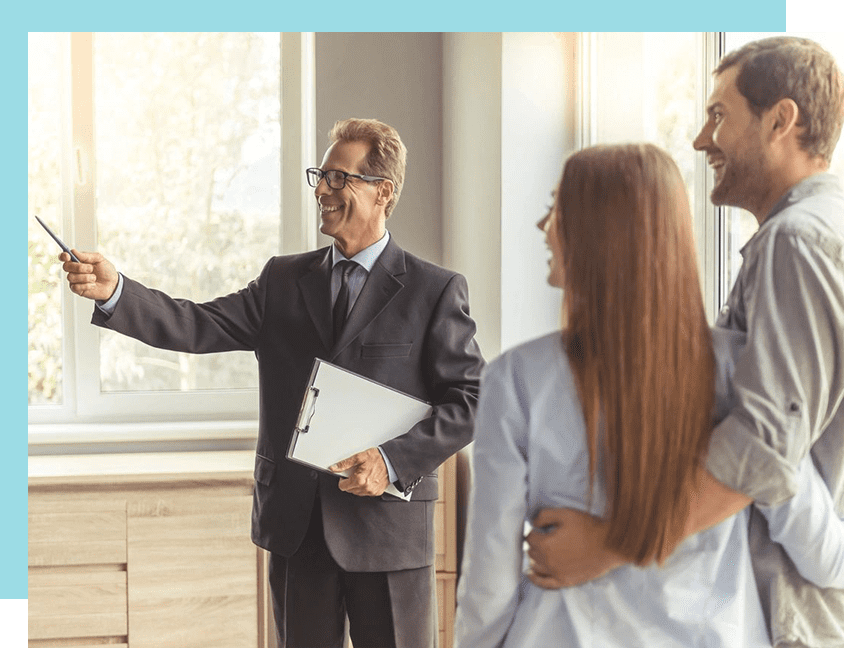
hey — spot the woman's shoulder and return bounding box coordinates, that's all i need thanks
[491,331,566,367]
[484,331,571,388]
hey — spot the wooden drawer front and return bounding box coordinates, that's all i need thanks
[127,495,258,648]
[29,501,127,567]
[437,573,456,648]
[29,570,128,640]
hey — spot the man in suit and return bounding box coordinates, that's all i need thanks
[60,117,485,648]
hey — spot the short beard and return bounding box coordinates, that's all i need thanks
[710,144,768,213]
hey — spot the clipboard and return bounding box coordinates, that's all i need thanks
[287,358,433,485]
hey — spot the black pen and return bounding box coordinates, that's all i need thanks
[34,215,81,263]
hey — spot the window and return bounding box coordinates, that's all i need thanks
[28,32,314,430]
[28,33,65,408]
[579,32,721,317]
[578,32,844,319]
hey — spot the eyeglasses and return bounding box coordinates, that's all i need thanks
[306,167,389,190]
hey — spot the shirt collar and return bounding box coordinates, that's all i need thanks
[764,172,840,223]
[740,172,841,258]
[331,231,391,273]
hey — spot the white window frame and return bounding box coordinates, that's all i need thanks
[577,32,732,323]
[28,32,316,440]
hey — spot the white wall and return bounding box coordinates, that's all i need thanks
[500,32,575,352]
[444,33,577,359]
[442,33,579,567]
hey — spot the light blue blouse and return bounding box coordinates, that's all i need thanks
[455,330,843,648]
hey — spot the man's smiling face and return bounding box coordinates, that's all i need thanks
[693,65,772,216]
[315,139,385,257]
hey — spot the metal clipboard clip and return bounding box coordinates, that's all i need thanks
[294,386,320,434]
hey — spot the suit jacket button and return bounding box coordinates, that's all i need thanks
[310,471,318,480]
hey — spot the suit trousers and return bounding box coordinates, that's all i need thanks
[269,493,438,648]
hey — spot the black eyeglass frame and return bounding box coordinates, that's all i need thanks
[306,167,389,190]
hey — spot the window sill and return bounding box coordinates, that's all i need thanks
[28,420,260,456]
[29,448,257,486]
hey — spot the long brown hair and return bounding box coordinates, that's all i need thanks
[555,144,715,563]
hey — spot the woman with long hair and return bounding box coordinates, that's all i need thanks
[454,143,843,648]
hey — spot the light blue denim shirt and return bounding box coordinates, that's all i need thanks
[705,173,844,647]
[454,331,843,648]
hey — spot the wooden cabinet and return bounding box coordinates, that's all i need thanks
[29,452,273,648]
[435,456,458,648]
[29,498,129,644]
[29,451,457,648]
[126,495,263,647]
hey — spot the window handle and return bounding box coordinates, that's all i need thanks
[75,147,86,185]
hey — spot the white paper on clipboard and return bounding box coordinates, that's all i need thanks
[287,359,433,500]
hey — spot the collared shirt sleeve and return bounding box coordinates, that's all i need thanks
[377,446,399,484]
[706,228,844,506]
[756,454,844,589]
[95,272,124,315]
[454,355,528,648]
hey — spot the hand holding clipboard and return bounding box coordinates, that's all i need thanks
[288,359,433,500]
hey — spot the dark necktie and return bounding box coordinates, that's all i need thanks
[332,260,356,344]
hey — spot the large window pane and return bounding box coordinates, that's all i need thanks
[92,33,281,392]
[28,32,66,406]
[584,33,719,315]
[588,32,702,212]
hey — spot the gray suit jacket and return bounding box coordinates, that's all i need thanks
[92,237,484,571]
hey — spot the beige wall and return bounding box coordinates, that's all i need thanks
[443,32,577,359]
[442,32,578,568]
[442,32,503,359]
[500,32,576,351]
[315,32,577,360]
[315,33,444,265]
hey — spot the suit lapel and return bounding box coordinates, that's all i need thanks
[330,238,406,360]
[297,248,334,352]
